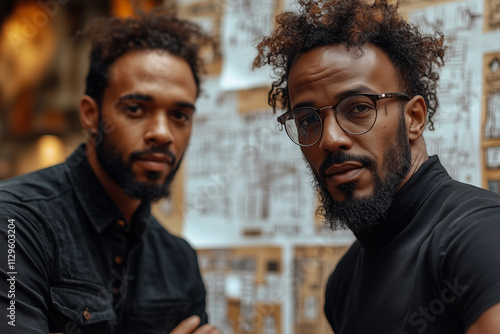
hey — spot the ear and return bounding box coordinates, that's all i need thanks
[405,95,427,142]
[79,95,99,133]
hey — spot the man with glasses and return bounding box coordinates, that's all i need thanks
[255,0,500,333]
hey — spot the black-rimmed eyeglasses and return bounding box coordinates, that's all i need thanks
[277,92,410,147]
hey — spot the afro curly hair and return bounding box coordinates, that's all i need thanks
[81,6,210,107]
[254,0,446,130]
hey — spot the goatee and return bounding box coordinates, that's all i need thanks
[95,131,182,202]
[310,113,411,234]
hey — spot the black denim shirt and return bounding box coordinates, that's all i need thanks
[0,145,207,333]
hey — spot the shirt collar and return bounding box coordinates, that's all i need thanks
[66,144,151,233]
[353,155,451,251]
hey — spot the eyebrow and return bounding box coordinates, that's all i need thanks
[117,94,154,103]
[175,101,196,111]
[117,94,196,111]
[291,86,378,110]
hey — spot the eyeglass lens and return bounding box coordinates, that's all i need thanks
[285,95,378,146]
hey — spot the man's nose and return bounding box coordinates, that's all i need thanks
[144,111,174,146]
[317,110,353,152]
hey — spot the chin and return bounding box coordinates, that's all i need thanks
[352,188,377,201]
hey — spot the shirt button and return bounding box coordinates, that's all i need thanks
[117,219,126,227]
[114,256,123,264]
[83,308,91,320]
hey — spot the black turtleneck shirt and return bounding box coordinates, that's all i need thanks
[0,145,207,333]
[324,156,500,334]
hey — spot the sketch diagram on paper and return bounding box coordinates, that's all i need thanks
[410,0,483,185]
[184,109,317,245]
[484,90,500,139]
[486,0,500,30]
[485,90,500,139]
[197,248,282,334]
[237,113,316,237]
[485,146,500,168]
[186,121,238,218]
[293,246,348,334]
[485,56,500,139]
[219,0,276,90]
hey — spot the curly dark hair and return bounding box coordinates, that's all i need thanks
[81,7,209,106]
[254,0,446,130]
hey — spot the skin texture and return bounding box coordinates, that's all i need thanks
[467,303,500,333]
[288,44,428,203]
[171,316,220,334]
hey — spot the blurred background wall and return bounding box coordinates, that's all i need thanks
[0,0,164,177]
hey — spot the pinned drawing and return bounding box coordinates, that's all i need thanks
[410,0,484,185]
[485,146,500,168]
[486,0,500,30]
[197,248,282,334]
[184,109,318,246]
[219,0,276,90]
[485,56,500,139]
[482,52,500,190]
[293,246,349,334]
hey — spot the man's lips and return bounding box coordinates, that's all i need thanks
[134,153,174,172]
[324,163,364,185]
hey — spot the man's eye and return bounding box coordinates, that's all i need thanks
[127,105,141,113]
[352,104,371,113]
[345,103,375,116]
[172,110,192,122]
[298,115,317,127]
[175,112,187,120]
[121,104,144,117]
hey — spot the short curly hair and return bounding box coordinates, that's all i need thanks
[254,0,446,130]
[81,7,209,106]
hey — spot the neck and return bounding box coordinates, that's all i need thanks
[85,142,141,222]
[396,136,429,192]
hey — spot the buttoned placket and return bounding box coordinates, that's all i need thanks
[110,218,129,307]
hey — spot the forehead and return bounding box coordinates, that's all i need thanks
[288,44,400,105]
[106,49,197,95]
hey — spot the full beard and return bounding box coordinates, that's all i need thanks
[95,130,182,202]
[310,113,412,234]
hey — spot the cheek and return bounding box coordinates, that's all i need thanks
[172,128,192,152]
[362,131,396,170]
[107,126,141,156]
[300,147,322,170]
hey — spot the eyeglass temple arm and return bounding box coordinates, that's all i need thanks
[381,93,410,100]
[277,115,285,131]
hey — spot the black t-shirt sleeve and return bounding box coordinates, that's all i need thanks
[437,204,500,331]
[0,201,53,333]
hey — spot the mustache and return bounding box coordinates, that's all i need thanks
[129,146,177,166]
[319,151,375,176]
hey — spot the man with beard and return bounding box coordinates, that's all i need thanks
[254,0,500,333]
[0,9,218,334]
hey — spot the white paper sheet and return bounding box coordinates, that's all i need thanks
[219,0,275,90]
[410,0,486,186]
[183,107,317,247]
